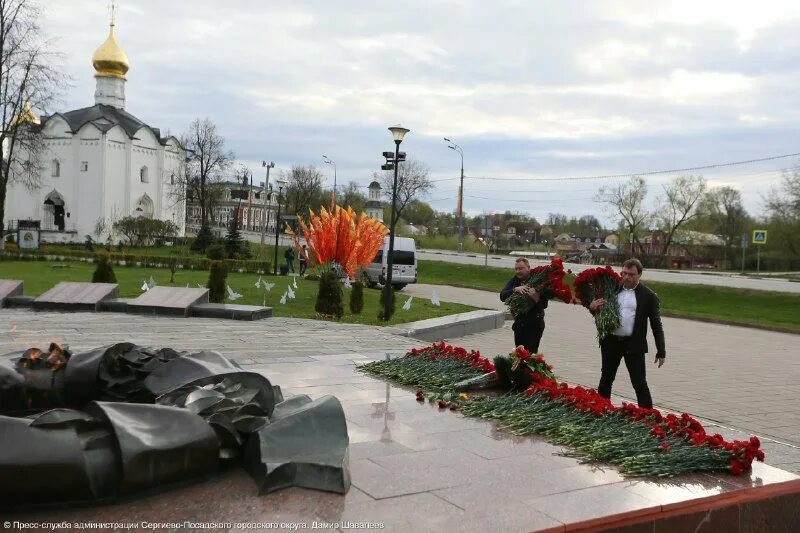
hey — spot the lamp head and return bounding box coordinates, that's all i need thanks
[388,125,410,143]
[276,179,287,190]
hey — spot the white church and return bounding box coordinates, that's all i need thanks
[3,17,185,244]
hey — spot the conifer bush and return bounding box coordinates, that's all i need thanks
[91,253,117,283]
[349,281,364,314]
[208,260,228,303]
[315,270,344,318]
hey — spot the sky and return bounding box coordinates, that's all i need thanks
[41,0,800,226]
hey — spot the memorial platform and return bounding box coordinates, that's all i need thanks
[0,280,23,307]
[125,286,209,317]
[32,282,117,312]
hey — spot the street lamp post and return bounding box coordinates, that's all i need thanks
[273,179,286,276]
[260,161,275,245]
[444,138,464,253]
[322,155,337,205]
[381,125,410,321]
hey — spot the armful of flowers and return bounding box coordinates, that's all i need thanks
[505,258,573,317]
[573,265,623,340]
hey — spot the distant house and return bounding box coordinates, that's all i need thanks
[403,224,428,235]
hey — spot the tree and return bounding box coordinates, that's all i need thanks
[0,0,64,236]
[653,175,707,266]
[338,181,367,212]
[224,213,244,258]
[595,177,650,256]
[764,168,800,258]
[403,200,435,227]
[697,186,749,266]
[381,159,433,234]
[284,165,323,218]
[179,118,233,228]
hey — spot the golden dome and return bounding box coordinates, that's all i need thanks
[92,23,129,78]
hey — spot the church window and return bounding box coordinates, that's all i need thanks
[81,161,88,172]
[52,160,60,177]
[170,173,175,185]
[140,166,149,183]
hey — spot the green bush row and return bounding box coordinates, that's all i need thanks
[0,251,271,274]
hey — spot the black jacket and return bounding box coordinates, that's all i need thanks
[500,276,548,321]
[602,284,666,358]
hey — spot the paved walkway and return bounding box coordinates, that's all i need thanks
[405,283,800,473]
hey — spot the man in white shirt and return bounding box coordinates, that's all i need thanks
[589,258,666,408]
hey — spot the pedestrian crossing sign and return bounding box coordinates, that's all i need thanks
[752,230,767,245]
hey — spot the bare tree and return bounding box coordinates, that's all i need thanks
[178,118,234,228]
[381,159,433,234]
[595,176,650,256]
[0,0,64,236]
[284,164,323,218]
[652,175,706,266]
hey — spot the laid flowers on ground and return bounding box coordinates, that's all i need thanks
[360,342,764,478]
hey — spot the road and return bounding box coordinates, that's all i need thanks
[417,248,800,293]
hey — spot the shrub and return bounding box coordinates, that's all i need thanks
[207,261,228,303]
[206,244,226,260]
[315,270,344,318]
[377,286,396,321]
[4,241,20,253]
[92,253,117,283]
[349,281,364,314]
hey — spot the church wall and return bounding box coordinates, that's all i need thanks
[73,124,104,239]
[3,118,77,232]
[129,127,160,220]
[104,126,129,226]
[160,138,185,235]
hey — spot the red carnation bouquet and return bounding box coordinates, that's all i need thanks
[573,265,623,340]
[505,257,573,317]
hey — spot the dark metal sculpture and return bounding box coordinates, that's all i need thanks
[0,343,350,509]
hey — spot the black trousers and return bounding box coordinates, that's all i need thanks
[597,335,653,408]
[512,315,545,353]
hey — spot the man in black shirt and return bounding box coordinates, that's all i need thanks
[500,257,548,353]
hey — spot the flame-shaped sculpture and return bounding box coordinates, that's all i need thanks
[288,205,388,279]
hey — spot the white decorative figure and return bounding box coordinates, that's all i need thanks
[263,282,275,292]
[287,286,296,299]
[431,290,440,306]
[148,275,156,288]
[141,280,149,292]
[255,276,263,288]
[279,292,287,305]
[226,285,242,301]
[402,296,413,311]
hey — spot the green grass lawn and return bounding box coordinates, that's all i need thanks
[0,260,475,326]
[418,259,800,333]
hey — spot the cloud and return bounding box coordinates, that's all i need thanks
[38,0,800,223]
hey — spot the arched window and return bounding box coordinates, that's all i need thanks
[51,160,60,177]
[134,194,154,218]
[140,166,149,183]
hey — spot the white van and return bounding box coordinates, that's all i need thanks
[362,236,417,290]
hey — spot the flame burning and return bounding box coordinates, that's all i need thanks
[20,343,69,372]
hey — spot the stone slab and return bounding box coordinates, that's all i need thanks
[33,282,118,312]
[389,309,505,342]
[97,299,130,313]
[191,303,272,321]
[127,287,209,318]
[3,296,34,308]
[0,280,23,307]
